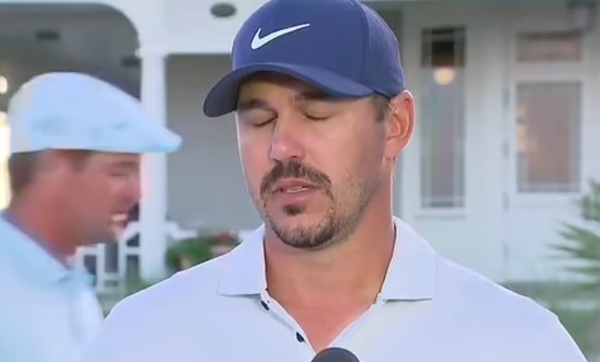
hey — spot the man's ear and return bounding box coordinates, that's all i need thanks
[384,90,415,158]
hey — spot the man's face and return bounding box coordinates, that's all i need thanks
[55,152,141,245]
[236,73,413,250]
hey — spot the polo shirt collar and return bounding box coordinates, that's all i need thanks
[0,213,90,285]
[218,217,436,300]
[218,224,267,295]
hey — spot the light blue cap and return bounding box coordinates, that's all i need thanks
[7,72,181,154]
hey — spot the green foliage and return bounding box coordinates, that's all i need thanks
[165,236,213,273]
[551,305,598,355]
[165,231,239,273]
[552,179,600,356]
[555,180,600,295]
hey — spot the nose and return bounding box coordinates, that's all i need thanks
[269,117,305,162]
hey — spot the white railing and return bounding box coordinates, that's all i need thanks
[74,220,198,294]
[74,219,254,294]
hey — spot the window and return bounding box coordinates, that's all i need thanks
[516,31,582,63]
[516,81,581,193]
[420,27,466,208]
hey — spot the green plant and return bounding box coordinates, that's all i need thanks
[552,179,600,356]
[165,235,213,272]
[165,230,239,272]
[555,180,600,296]
[551,304,598,355]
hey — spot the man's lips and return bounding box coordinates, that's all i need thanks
[272,178,319,194]
[110,213,129,228]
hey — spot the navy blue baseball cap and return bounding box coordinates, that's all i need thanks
[203,0,405,117]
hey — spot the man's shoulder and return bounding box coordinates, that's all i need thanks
[440,259,557,323]
[111,252,231,318]
[80,246,265,362]
[438,259,585,360]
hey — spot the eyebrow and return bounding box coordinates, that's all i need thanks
[111,160,140,170]
[237,90,341,113]
[236,98,271,113]
[295,90,338,102]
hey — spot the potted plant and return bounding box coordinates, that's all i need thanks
[165,235,213,272]
[165,230,239,272]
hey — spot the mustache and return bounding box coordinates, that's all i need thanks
[260,160,331,198]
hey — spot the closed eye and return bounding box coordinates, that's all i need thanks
[300,100,338,121]
[304,114,328,121]
[252,118,276,127]
[237,108,276,128]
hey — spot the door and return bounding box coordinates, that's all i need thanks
[502,17,594,281]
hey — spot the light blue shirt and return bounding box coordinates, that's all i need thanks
[0,215,104,362]
[81,217,586,362]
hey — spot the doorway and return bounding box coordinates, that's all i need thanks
[501,15,595,281]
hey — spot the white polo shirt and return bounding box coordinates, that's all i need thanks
[0,215,104,362]
[82,217,586,362]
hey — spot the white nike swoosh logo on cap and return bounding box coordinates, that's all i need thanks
[250,23,310,50]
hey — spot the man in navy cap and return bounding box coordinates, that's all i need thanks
[82,1,586,361]
[0,72,180,362]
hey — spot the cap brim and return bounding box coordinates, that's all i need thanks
[203,63,374,117]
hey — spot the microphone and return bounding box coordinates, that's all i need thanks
[311,347,360,362]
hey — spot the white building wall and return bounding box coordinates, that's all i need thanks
[163,2,507,280]
[0,0,598,284]
[166,55,261,230]
[164,1,600,284]
[401,1,600,282]
[400,2,507,281]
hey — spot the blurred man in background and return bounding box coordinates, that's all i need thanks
[0,72,180,362]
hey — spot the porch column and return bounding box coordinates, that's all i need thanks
[139,51,169,281]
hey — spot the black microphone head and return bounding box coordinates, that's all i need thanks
[311,347,360,362]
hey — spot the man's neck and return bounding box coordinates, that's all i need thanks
[6,197,76,264]
[264,203,395,307]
